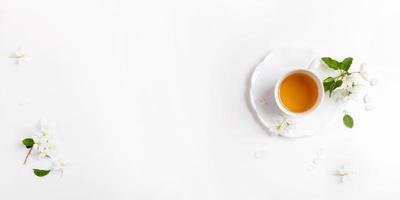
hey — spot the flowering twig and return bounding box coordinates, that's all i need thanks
[21,119,68,177]
[322,57,378,128]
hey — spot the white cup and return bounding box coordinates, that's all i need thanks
[274,69,324,117]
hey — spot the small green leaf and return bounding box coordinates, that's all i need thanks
[328,80,343,97]
[329,83,335,97]
[323,83,332,92]
[323,77,335,83]
[322,57,340,70]
[343,114,354,128]
[334,80,343,88]
[339,57,353,71]
[22,138,34,149]
[33,169,51,177]
[323,77,335,91]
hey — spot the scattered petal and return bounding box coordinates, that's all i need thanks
[335,165,353,183]
[316,148,325,157]
[359,63,369,81]
[308,148,325,171]
[257,98,267,106]
[365,104,374,111]
[369,78,379,86]
[254,150,265,159]
[308,59,320,70]
[363,94,371,104]
[312,158,321,165]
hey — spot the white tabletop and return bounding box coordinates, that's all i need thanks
[0,0,399,199]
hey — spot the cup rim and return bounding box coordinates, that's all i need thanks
[274,69,324,117]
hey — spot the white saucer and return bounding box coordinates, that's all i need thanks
[249,48,341,138]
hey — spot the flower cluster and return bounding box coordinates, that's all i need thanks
[332,63,378,105]
[322,57,378,128]
[322,58,378,108]
[22,119,67,177]
[32,130,54,159]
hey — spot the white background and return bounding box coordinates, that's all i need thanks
[0,0,399,199]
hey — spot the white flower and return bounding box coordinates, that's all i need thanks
[335,165,353,183]
[40,144,55,158]
[32,135,48,149]
[51,159,68,171]
[268,116,291,136]
[333,88,351,102]
[333,80,362,102]
[9,47,27,65]
[51,159,68,177]
[359,63,369,81]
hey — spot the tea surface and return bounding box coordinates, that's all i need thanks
[279,73,318,113]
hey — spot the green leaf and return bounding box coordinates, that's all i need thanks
[22,138,34,149]
[322,57,340,70]
[323,83,332,92]
[339,57,353,71]
[343,114,354,128]
[334,80,343,88]
[329,87,334,97]
[328,80,343,97]
[33,169,51,177]
[323,77,335,83]
[323,77,335,91]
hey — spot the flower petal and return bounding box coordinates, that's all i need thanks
[359,63,369,81]
[363,94,371,104]
[369,78,379,86]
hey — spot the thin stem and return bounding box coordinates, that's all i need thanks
[23,148,33,165]
[333,73,345,81]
